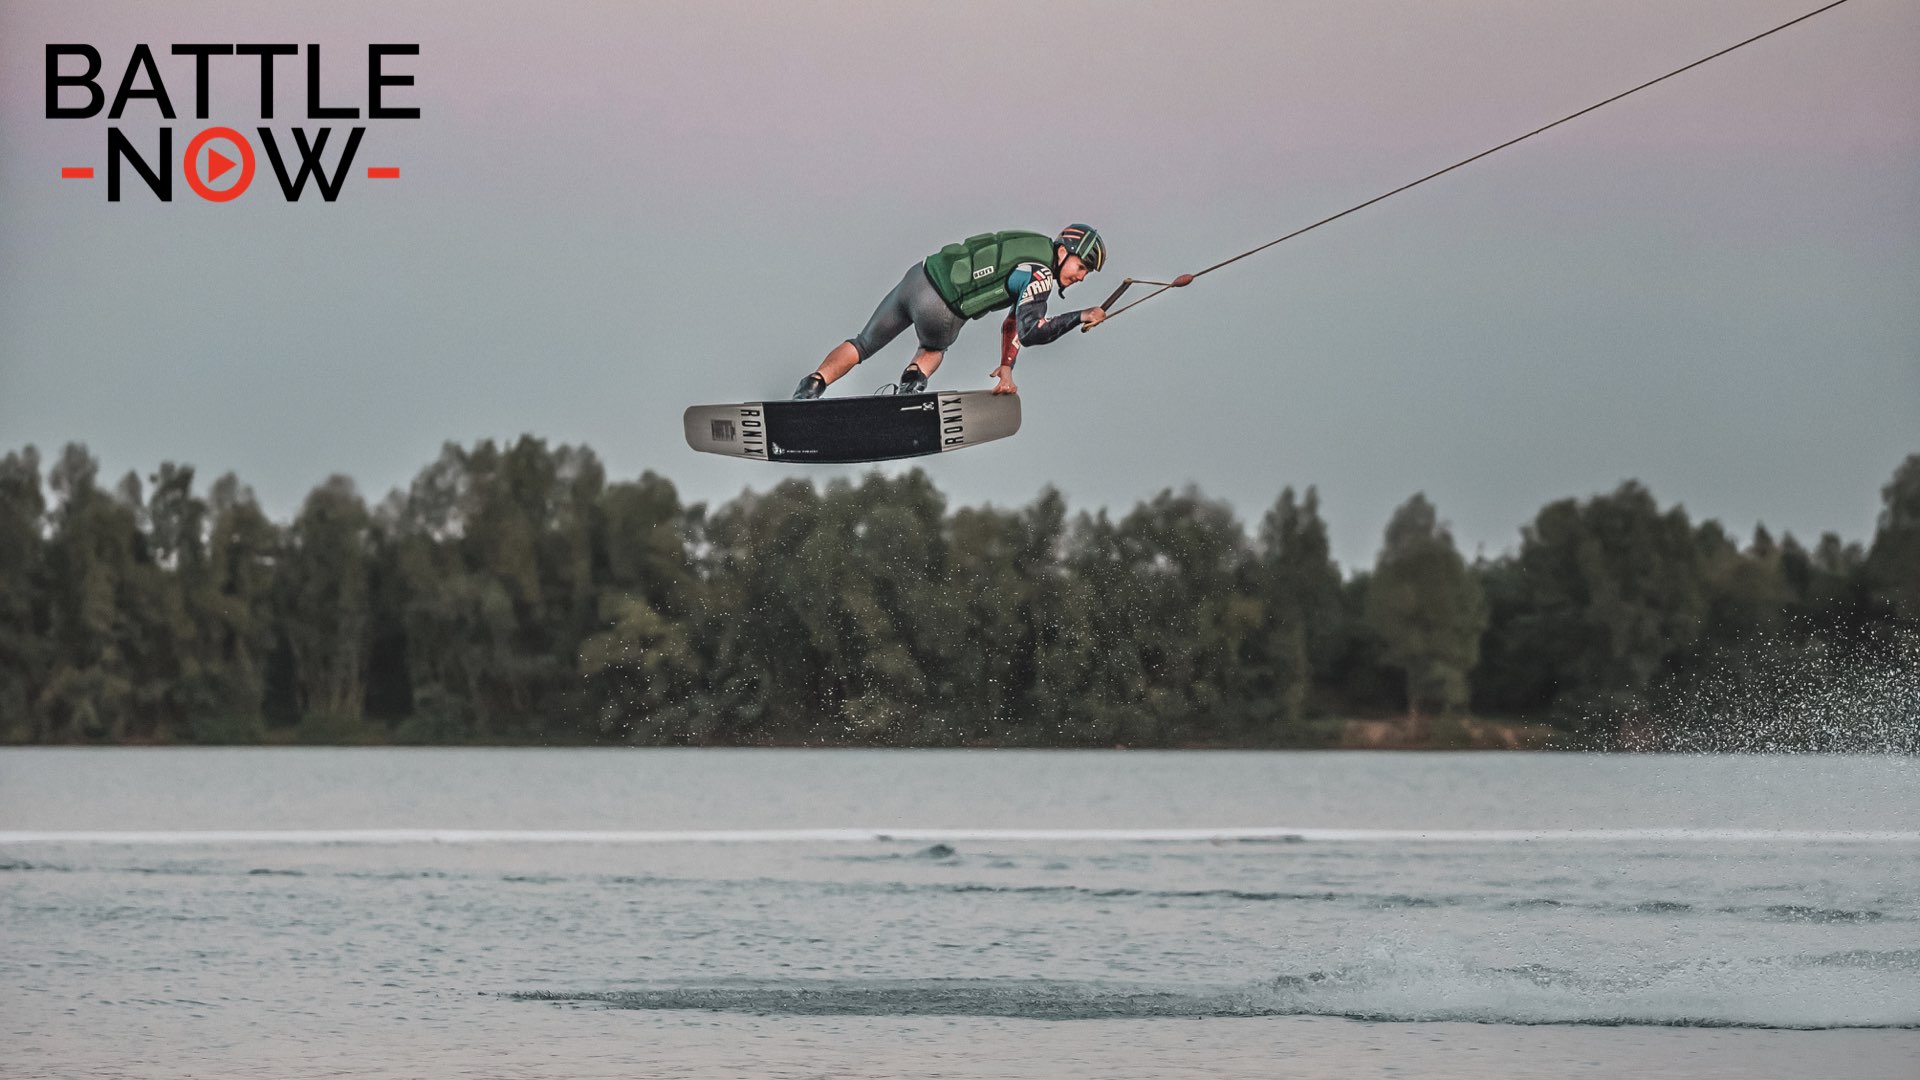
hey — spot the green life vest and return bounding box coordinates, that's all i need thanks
[922,231,1059,320]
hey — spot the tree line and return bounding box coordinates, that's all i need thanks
[1,440,1914,749]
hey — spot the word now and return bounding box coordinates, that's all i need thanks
[102,125,377,202]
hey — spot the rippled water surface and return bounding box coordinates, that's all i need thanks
[3,748,1916,1078]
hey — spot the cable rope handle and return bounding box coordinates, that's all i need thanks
[1082,275,1194,331]
[1081,0,1855,332]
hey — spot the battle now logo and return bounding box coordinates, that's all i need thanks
[46,43,419,202]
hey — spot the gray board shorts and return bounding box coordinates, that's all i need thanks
[847,262,964,362]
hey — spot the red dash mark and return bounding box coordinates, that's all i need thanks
[61,167,94,179]
[366,167,401,179]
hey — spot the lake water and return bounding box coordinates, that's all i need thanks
[3,748,1917,1078]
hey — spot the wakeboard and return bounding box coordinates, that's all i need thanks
[683,389,1020,464]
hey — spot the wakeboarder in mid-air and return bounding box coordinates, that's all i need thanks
[687,2,1856,467]
[792,224,1109,399]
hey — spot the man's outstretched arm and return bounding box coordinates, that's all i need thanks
[1011,267,1085,348]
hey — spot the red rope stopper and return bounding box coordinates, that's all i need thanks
[1171,274,1194,287]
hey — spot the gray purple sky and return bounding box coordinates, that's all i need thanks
[1,0,1915,568]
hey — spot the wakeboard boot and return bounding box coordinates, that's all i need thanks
[792,372,827,400]
[896,364,929,395]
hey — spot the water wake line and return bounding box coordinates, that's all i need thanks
[511,966,1920,1029]
[4,827,1917,845]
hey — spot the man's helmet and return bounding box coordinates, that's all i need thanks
[1055,224,1107,273]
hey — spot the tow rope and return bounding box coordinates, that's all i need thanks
[1086,0,1856,330]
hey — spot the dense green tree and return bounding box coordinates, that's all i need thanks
[1776,531,1868,624]
[1,440,1911,749]
[1254,486,1344,727]
[678,476,822,740]
[279,476,372,735]
[578,589,698,740]
[928,501,1030,737]
[1364,494,1487,733]
[185,474,278,742]
[387,443,488,739]
[1866,454,1920,620]
[0,448,49,740]
[1478,482,1708,732]
[1471,555,1553,716]
[1058,488,1258,744]
[573,468,697,741]
[787,471,949,740]
[597,470,694,615]
[1330,570,1399,714]
[38,445,142,741]
[943,488,1089,743]
[130,463,216,742]
[1698,522,1793,644]
[381,438,606,741]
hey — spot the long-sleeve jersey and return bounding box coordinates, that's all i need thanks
[1004,263,1086,349]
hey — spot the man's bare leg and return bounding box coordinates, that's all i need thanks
[906,348,944,380]
[813,341,862,386]
[895,348,944,393]
[806,344,944,397]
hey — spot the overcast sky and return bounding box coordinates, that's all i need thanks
[1,0,1915,568]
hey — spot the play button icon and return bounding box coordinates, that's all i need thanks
[182,126,256,203]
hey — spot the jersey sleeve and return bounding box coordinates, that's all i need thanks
[1008,264,1085,347]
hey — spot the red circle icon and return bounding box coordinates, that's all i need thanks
[183,126,256,202]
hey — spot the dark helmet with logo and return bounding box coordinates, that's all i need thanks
[1055,224,1107,273]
